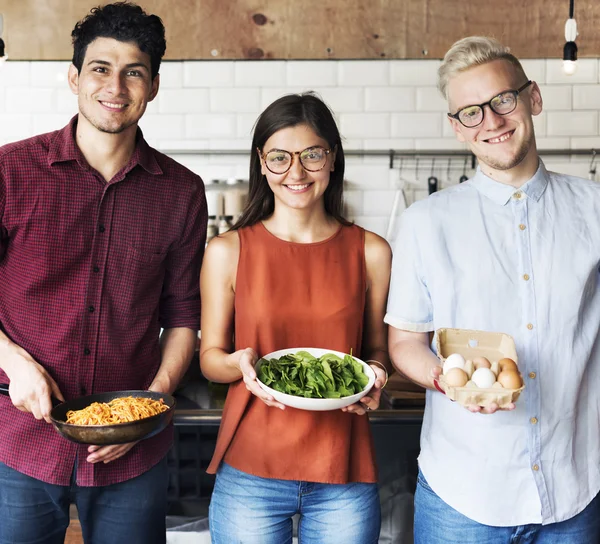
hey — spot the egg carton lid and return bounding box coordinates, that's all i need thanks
[434,328,518,365]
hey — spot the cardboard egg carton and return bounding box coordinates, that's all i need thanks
[435,328,525,408]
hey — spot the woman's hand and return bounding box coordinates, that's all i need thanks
[234,348,286,410]
[342,364,387,416]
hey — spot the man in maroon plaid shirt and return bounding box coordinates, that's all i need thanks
[0,3,207,543]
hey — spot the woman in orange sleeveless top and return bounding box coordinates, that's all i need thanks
[200,93,392,544]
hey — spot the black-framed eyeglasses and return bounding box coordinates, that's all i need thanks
[259,146,332,175]
[448,80,533,128]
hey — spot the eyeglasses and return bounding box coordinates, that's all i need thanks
[259,146,332,175]
[448,80,533,128]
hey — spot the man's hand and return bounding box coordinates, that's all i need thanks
[85,381,167,464]
[434,365,516,414]
[465,402,516,414]
[3,345,64,423]
[431,365,442,387]
[87,441,138,464]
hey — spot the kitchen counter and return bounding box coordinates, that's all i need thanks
[172,378,425,426]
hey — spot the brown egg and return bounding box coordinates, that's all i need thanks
[498,358,518,372]
[497,370,522,389]
[444,367,469,387]
[472,356,491,370]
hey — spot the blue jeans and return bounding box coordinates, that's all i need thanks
[415,468,600,544]
[0,458,168,544]
[209,462,381,544]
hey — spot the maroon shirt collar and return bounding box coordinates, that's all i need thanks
[48,115,163,177]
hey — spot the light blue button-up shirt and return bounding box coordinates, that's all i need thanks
[385,161,600,526]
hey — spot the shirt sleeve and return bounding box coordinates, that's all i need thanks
[159,175,208,330]
[384,206,434,333]
[0,164,6,262]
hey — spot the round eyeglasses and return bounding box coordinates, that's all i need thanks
[260,146,332,175]
[448,80,533,128]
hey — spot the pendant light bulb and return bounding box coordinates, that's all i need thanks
[562,58,577,75]
[562,4,578,76]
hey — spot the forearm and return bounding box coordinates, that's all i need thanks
[363,346,393,376]
[389,335,440,390]
[362,232,394,378]
[200,346,244,384]
[151,327,197,394]
[0,329,30,377]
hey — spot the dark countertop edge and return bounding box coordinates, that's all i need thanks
[173,408,424,426]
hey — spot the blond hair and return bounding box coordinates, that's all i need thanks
[438,36,528,99]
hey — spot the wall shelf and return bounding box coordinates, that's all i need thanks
[163,148,599,171]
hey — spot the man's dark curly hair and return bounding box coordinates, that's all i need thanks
[71,2,166,79]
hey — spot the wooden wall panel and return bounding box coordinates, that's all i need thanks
[1,0,599,60]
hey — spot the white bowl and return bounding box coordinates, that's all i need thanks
[255,347,376,411]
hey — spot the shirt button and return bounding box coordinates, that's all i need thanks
[88,306,95,313]
[530,417,538,424]
[523,274,530,281]
[527,323,534,330]
[98,225,106,233]
[84,348,91,355]
[93,266,100,273]
[532,464,539,471]
[529,371,537,379]
[519,224,526,230]
[514,192,522,199]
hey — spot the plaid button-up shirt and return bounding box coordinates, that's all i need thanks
[0,116,207,486]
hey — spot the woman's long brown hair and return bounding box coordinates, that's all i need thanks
[231,92,350,230]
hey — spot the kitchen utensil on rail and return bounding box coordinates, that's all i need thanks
[428,175,438,195]
[588,150,597,181]
[386,158,409,244]
[459,156,469,183]
[428,159,438,195]
[0,383,175,445]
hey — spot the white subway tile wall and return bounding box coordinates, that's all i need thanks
[1,59,600,238]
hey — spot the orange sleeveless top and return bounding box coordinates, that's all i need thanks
[206,222,377,483]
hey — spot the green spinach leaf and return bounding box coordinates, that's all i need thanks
[257,351,370,399]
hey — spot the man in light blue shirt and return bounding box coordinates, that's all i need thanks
[386,36,600,543]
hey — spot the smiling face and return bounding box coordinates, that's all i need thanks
[68,37,159,136]
[259,123,335,212]
[447,59,543,181]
